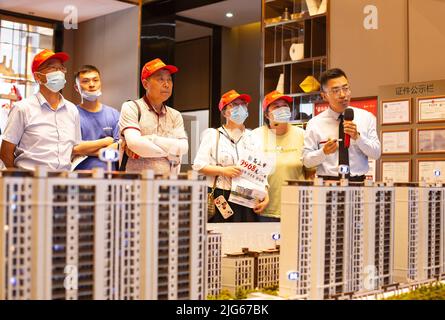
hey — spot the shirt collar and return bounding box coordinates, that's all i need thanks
[325,106,343,120]
[36,92,67,111]
[143,95,167,116]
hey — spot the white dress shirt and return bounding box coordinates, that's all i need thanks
[303,106,381,177]
[3,93,81,171]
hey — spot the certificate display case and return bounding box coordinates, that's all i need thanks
[377,79,445,182]
[417,128,445,154]
[381,159,411,183]
[417,96,445,123]
[380,99,411,125]
[417,159,445,183]
[381,129,411,155]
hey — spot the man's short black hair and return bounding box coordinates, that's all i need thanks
[320,68,348,91]
[75,65,101,81]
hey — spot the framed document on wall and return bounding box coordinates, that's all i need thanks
[417,96,445,123]
[380,99,411,125]
[417,159,445,183]
[381,160,411,183]
[381,129,411,155]
[417,128,445,154]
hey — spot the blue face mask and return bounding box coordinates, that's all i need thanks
[229,105,249,124]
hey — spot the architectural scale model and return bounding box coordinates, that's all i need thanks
[279,179,401,300]
[0,168,207,300]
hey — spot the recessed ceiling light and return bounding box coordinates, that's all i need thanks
[226,12,234,18]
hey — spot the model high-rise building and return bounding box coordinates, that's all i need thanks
[0,168,207,300]
[362,182,395,291]
[394,183,445,283]
[279,180,395,300]
[31,168,142,300]
[206,230,222,298]
[0,170,34,300]
[139,170,207,300]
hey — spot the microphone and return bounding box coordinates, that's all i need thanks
[344,108,354,148]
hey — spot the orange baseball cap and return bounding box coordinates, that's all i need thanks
[218,90,251,111]
[141,58,178,81]
[31,49,69,73]
[262,90,293,111]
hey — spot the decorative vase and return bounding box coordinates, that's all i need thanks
[289,43,304,61]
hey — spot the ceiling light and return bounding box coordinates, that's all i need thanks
[226,12,234,18]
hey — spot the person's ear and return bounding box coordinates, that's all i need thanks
[74,82,80,94]
[34,72,43,84]
[321,91,328,102]
[264,110,271,120]
[142,79,150,91]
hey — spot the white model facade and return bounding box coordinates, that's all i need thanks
[222,251,255,295]
[0,171,34,300]
[279,180,396,300]
[0,168,207,300]
[206,230,222,298]
[256,247,280,289]
[394,183,445,283]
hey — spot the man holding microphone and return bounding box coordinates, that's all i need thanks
[303,68,381,182]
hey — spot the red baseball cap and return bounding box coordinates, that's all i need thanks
[141,58,178,82]
[218,90,251,111]
[31,49,69,73]
[262,90,293,111]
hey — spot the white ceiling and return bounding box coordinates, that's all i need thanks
[0,0,135,23]
[177,0,261,28]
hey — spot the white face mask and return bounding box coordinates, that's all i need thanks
[81,89,102,102]
[39,70,66,93]
[76,79,102,103]
[271,106,292,123]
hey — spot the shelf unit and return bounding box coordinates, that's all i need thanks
[261,0,328,122]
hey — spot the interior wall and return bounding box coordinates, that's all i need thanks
[329,0,409,97]
[174,36,211,111]
[63,6,139,110]
[221,22,261,129]
[408,0,445,83]
[330,0,445,97]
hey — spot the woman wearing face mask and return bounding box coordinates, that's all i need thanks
[252,90,307,222]
[193,90,269,223]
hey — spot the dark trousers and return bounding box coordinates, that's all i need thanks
[208,188,259,223]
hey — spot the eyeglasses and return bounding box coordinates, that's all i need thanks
[39,66,67,73]
[326,85,351,96]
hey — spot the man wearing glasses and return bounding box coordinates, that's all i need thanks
[303,68,381,182]
[0,49,81,171]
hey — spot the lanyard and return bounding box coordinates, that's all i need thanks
[219,126,244,162]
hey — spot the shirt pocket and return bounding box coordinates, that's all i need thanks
[55,112,76,144]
